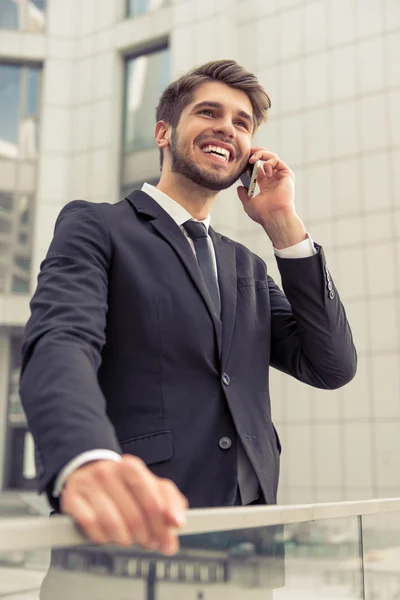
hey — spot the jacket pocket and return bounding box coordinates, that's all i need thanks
[237,277,268,291]
[119,430,173,466]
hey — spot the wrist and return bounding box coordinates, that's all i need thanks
[261,212,307,250]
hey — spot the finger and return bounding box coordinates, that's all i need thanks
[79,488,134,546]
[61,491,110,546]
[264,156,293,176]
[120,456,182,548]
[157,480,188,556]
[249,147,275,163]
[257,162,268,183]
[162,479,189,527]
[261,160,274,178]
[237,185,250,204]
[92,462,158,550]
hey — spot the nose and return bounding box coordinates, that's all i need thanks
[212,117,236,139]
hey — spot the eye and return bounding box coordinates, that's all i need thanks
[199,109,214,117]
[236,121,249,130]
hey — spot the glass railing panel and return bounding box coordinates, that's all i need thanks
[0,515,365,599]
[362,510,400,600]
[0,491,50,518]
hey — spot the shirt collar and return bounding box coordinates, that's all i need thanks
[142,183,211,231]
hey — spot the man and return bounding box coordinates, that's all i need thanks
[20,60,357,557]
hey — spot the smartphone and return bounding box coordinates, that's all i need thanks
[240,160,261,197]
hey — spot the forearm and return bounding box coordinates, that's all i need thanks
[271,247,357,389]
[262,211,307,250]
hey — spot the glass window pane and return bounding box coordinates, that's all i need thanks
[127,0,170,18]
[0,193,32,294]
[25,0,46,33]
[0,64,21,157]
[124,48,170,154]
[11,274,29,293]
[0,191,13,212]
[0,0,46,31]
[14,255,30,272]
[0,216,12,234]
[0,0,18,29]
[25,67,41,116]
[17,194,31,227]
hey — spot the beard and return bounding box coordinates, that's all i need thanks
[170,128,248,191]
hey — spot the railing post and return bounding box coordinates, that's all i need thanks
[147,559,157,600]
[358,515,366,600]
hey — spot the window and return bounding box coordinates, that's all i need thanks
[0,63,41,159]
[123,46,170,154]
[126,0,170,18]
[0,0,45,32]
[0,63,40,294]
[0,192,33,294]
[4,334,37,490]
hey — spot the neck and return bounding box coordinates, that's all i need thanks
[156,171,217,221]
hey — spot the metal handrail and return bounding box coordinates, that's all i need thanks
[1,497,400,552]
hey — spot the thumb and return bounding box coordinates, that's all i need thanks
[237,185,250,205]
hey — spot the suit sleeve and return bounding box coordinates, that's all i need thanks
[20,201,121,504]
[268,245,357,389]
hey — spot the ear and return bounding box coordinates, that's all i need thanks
[155,121,171,150]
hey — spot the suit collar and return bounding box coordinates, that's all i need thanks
[126,189,165,220]
[127,190,237,364]
[127,190,222,352]
[128,186,212,230]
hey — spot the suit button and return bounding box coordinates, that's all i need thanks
[327,281,333,291]
[219,437,232,450]
[222,373,230,385]
[329,290,335,299]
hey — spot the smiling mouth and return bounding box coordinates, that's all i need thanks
[200,144,233,163]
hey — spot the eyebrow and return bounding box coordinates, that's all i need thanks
[192,101,253,129]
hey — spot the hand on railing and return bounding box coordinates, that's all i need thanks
[60,455,188,555]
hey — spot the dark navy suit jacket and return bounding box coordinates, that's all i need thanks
[20,191,357,510]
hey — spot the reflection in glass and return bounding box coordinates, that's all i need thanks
[0,517,363,599]
[0,63,21,156]
[0,0,18,28]
[0,64,40,158]
[11,273,29,293]
[0,264,5,292]
[124,47,170,154]
[0,217,12,234]
[0,0,46,32]
[8,366,27,425]
[25,66,41,116]
[0,191,13,212]
[0,192,32,293]
[126,0,170,18]
[362,511,400,600]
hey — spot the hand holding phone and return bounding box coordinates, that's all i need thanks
[240,160,262,198]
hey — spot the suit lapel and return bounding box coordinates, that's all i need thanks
[127,191,222,354]
[209,228,237,368]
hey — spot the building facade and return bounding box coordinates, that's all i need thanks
[0,0,399,504]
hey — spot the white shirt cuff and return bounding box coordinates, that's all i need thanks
[274,233,316,259]
[53,450,122,497]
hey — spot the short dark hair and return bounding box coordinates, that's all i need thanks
[155,59,271,168]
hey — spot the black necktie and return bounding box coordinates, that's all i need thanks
[183,220,221,315]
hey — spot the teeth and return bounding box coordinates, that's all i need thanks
[202,145,230,161]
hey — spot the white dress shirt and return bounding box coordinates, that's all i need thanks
[53,183,316,497]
